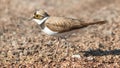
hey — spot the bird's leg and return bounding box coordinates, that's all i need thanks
[53,35,70,57]
[60,35,70,57]
[53,36,61,57]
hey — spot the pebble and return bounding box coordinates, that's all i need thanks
[72,54,81,59]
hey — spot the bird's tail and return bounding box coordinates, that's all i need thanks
[81,20,107,27]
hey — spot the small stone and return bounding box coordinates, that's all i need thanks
[46,41,52,46]
[87,56,94,61]
[72,54,81,58]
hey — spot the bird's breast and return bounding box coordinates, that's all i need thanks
[42,26,58,35]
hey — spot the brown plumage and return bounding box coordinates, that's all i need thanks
[45,17,106,33]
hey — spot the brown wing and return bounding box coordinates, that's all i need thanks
[45,17,106,33]
[45,17,81,33]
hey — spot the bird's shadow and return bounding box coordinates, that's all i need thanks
[81,49,120,57]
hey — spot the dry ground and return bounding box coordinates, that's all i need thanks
[0,0,120,68]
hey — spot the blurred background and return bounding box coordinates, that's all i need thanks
[0,0,120,67]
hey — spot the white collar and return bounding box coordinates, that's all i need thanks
[33,17,49,25]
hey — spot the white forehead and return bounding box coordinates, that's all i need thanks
[36,11,40,15]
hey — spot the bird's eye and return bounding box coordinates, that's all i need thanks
[35,15,41,18]
[33,14,43,19]
[36,15,39,17]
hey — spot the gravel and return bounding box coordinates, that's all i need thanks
[0,0,120,67]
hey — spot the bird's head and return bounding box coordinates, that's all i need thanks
[32,10,49,24]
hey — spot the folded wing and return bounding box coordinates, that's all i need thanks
[45,17,82,33]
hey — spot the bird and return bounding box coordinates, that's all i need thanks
[32,9,106,56]
[32,9,106,36]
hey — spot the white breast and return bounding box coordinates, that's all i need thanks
[42,26,58,35]
[33,17,58,35]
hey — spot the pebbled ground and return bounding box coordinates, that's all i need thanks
[0,0,120,68]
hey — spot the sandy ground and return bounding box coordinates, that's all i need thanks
[0,0,120,68]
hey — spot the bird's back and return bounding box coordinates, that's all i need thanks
[45,17,83,32]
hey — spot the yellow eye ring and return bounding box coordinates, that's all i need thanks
[33,14,44,19]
